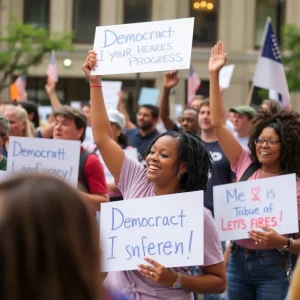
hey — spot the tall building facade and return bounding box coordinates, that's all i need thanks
[1,0,300,112]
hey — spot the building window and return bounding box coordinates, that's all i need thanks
[124,0,152,24]
[73,0,100,43]
[23,0,50,30]
[255,0,284,47]
[190,0,219,46]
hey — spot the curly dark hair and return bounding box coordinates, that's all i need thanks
[142,131,213,192]
[248,109,300,177]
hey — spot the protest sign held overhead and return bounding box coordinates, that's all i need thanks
[102,81,123,109]
[91,18,194,75]
[138,87,160,106]
[219,64,235,89]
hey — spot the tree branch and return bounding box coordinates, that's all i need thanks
[1,51,22,84]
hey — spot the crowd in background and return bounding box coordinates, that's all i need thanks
[0,42,300,300]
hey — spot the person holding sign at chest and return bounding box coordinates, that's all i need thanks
[82,51,226,300]
[209,41,300,300]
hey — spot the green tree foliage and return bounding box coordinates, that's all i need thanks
[282,24,300,92]
[0,17,73,92]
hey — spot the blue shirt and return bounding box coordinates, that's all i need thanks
[124,128,159,155]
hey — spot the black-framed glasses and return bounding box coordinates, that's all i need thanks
[254,139,280,146]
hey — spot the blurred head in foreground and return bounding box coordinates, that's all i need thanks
[0,173,103,300]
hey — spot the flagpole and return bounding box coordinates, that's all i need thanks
[249,17,271,106]
[246,82,254,106]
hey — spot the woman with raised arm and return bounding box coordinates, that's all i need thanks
[82,50,226,299]
[209,41,300,300]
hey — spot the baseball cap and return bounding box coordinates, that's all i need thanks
[107,109,125,129]
[229,105,256,119]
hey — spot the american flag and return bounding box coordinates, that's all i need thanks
[187,66,201,106]
[15,75,26,100]
[47,50,58,83]
[253,17,290,107]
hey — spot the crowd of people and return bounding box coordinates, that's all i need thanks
[0,41,300,300]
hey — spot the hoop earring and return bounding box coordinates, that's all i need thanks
[178,172,180,179]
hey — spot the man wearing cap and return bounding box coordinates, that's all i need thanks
[106,109,126,146]
[228,105,256,149]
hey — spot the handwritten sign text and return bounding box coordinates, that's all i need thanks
[100,191,203,272]
[91,18,194,75]
[7,137,81,187]
[213,174,298,241]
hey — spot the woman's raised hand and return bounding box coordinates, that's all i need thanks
[208,41,227,73]
[82,50,101,84]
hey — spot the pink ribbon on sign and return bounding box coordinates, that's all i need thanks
[251,187,260,202]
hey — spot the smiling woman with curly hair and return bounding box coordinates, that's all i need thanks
[209,41,300,300]
[248,109,300,176]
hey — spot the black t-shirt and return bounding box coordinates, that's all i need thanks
[204,141,235,216]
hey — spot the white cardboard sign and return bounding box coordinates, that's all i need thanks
[219,64,235,89]
[102,81,123,109]
[91,18,194,75]
[7,137,81,187]
[213,174,299,241]
[100,191,204,272]
[0,170,9,181]
[38,105,52,122]
[70,101,82,109]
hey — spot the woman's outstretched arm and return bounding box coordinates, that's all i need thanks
[82,51,125,182]
[209,42,243,167]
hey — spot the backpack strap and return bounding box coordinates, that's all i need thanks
[92,145,98,154]
[79,149,92,193]
[239,162,261,182]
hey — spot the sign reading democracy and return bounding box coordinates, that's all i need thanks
[91,18,194,75]
[7,137,81,187]
[213,174,298,241]
[100,191,204,272]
